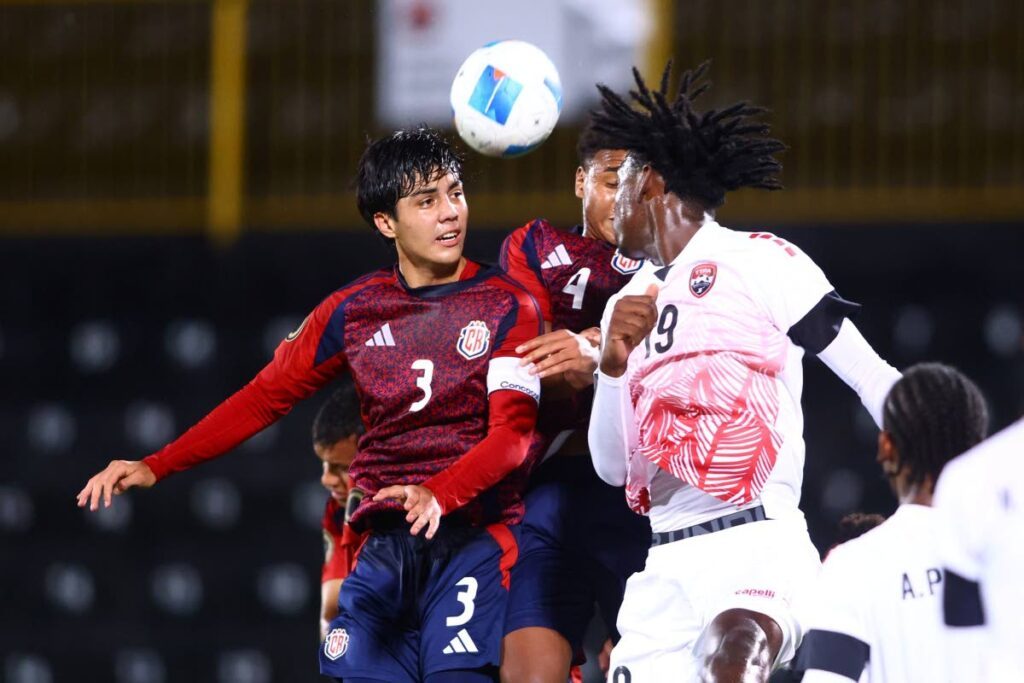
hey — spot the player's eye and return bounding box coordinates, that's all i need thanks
[419,197,435,208]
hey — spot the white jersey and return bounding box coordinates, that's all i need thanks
[933,420,1024,681]
[589,219,899,532]
[799,505,947,683]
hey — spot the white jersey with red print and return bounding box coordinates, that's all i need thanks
[591,218,900,533]
[933,420,1024,682]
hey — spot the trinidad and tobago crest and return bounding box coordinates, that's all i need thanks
[611,251,644,275]
[324,627,350,660]
[689,263,717,298]
[457,320,491,360]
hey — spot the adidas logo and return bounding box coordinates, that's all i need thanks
[364,323,396,347]
[442,628,478,654]
[540,244,572,269]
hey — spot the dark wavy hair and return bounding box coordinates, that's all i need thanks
[355,126,463,238]
[589,61,785,208]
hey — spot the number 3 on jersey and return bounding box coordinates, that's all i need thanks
[410,359,433,412]
[562,267,591,310]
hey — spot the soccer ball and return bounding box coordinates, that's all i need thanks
[450,40,563,158]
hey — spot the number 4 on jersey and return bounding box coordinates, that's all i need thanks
[562,267,591,310]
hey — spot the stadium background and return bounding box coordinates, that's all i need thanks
[1,1,1021,681]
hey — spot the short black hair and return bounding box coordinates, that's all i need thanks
[576,114,624,168]
[882,362,989,488]
[355,126,463,237]
[589,61,785,208]
[312,380,365,447]
[835,512,886,545]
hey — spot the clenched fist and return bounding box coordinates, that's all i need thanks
[600,284,659,377]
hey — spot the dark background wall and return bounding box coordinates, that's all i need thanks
[2,222,1021,681]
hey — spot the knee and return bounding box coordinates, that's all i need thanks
[696,611,776,683]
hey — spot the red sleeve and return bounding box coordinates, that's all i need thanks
[500,222,552,322]
[142,292,349,481]
[322,521,365,583]
[422,389,538,514]
[420,276,541,512]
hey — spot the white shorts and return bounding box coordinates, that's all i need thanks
[608,517,821,682]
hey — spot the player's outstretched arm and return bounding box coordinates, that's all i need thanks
[74,294,349,510]
[817,319,901,427]
[76,459,156,511]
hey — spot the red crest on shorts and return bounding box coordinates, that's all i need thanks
[689,263,717,298]
[324,628,349,660]
[611,251,643,275]
[457,320,491,360]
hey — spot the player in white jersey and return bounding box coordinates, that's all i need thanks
[933,418,1024,681]
[584,63,902,682]
[796,363,989,682]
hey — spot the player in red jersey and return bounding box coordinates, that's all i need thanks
[312,381,366,641]
[498,123,651,683]
[77,127,543,683]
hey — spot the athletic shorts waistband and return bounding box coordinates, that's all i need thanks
[650,505,767,547]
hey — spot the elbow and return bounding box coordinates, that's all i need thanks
[594,463,626,487]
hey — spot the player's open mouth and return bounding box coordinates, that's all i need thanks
[436,230,461,245]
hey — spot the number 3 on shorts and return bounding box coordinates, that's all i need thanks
[446,577,478,627]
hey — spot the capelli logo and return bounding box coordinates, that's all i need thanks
[500,380,539,401]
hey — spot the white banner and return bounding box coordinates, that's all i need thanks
[375,0,652,127]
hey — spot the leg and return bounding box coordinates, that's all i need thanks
[501,466,594,683]
[500,626,573,683]
[693,608,783,683]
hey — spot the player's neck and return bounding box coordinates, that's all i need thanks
[651,197,705,265]
[900,480,934,507]
[397,256,467,288]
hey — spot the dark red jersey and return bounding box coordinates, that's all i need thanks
[500,219,642,334]
[500,220,642,468]
[142,260,543,530]
[321,497,365,583]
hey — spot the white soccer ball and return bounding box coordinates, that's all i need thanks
[449,40,563,158]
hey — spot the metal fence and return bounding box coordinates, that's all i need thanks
[1,0,1021,238]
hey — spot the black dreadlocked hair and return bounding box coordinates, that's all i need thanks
[882,362,989,489]
[589,61,785,208]
[312,379,365,448]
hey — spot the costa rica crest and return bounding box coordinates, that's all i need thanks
[611,251,643,275]
[324,627,350,660]
[689,263,717,297]
[457,320,491,360]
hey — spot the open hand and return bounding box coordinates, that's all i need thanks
[373,484,443,539]
[516,327,601,387]
[76,460,156,511]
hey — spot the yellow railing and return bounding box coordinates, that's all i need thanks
[0,0,1021,239]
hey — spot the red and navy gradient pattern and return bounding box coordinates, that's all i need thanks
[500,219,640,468]
[315,262,541,528]
[143,260,542,531]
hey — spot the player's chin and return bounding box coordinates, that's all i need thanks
[431,236,465,259]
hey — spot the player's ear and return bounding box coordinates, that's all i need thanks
[574,166,585,199]
[373,212,397,240]
[638,164,664,201]
[877,430,898,472]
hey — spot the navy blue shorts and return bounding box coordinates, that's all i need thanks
[320,515,519,682]
[504,456,650,661]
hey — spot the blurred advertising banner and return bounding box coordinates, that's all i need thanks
[374,0,652,126]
